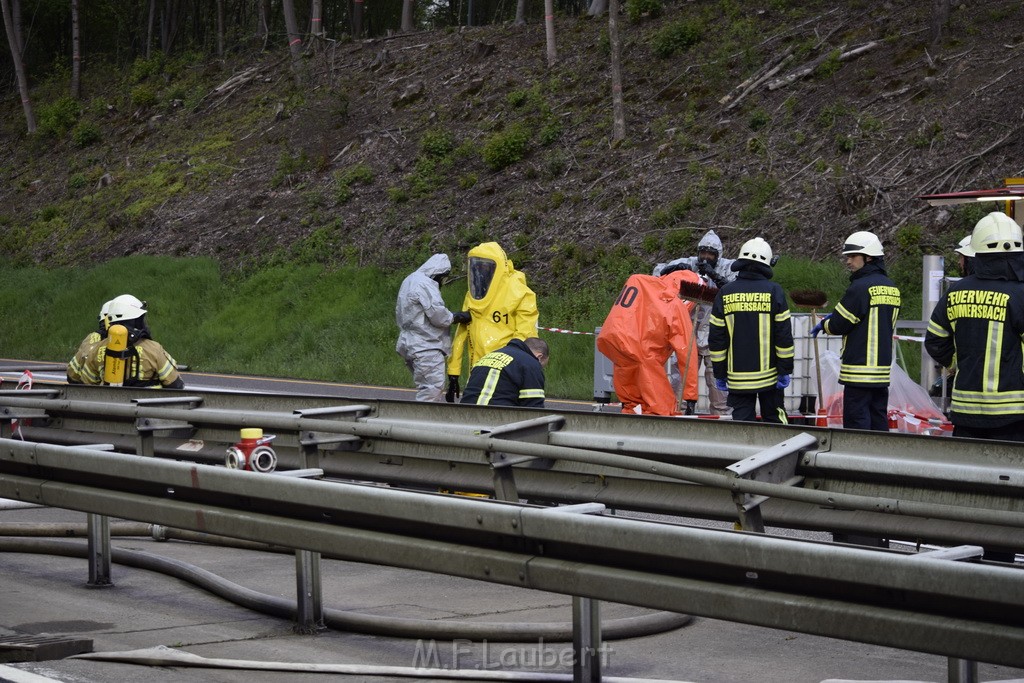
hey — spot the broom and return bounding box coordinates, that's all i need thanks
[677,278,719,304]
[675,277,719,413]
[789,288,828,424]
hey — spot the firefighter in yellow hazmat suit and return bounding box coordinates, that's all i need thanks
[445,242,539,402]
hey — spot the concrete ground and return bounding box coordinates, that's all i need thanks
[2,505,1023,683]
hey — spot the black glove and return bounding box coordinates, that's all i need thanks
[451,311,471,325]
[445,375,460,403]
[659,262,690,276]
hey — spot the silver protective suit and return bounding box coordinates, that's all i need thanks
[395,254,456,402]
[652,230,737,414]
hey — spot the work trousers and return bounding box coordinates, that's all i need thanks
[728,388,788,424]
[406,349,446,402]
[842,385,889,431]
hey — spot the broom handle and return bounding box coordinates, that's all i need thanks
[811,309,824,403]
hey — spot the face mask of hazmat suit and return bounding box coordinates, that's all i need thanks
[447,242,539,380]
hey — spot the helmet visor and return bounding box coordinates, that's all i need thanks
[469,257,496,299]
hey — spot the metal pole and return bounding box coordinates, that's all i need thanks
[572,595,601,682]
[948,657,978,683]
[294,549,324,633]
[921,254,944,392]
[86,513,112,586]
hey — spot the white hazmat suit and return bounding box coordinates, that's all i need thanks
[653,229,736,414]
[396,254,459,402]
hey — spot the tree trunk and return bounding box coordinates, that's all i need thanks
[587,0,606,17]
[543,0,556,66]
[281,0,304,84]
[310,0,324,42]
[351,0,363,39]
[161,0,180,55]
[10,0,21,55]
[467,0,473,27]
[146,0,156,58]
[401,0,414,32]
[0,0,35,132]
[929,0,951,47]
[70,0,81,98]
[257,0,269,50]
[215,0,224,58]
[513,0,525,25]
[608,0,624,141]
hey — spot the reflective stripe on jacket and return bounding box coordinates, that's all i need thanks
[823,262,900,387]
[925,262,1024,428]
[460,338,545,407]
[708,269,794,393]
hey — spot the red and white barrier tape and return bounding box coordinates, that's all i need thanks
[538,326,594,336]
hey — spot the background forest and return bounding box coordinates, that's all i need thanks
[0,0,1022,397]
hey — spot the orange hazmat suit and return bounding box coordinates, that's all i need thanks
[596,270,700,415]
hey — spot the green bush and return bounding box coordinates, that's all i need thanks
[651,18,704,58]
[36,96,81,139]
[131,85,159,108]
[130,55,165,83]
[538,122,562,146]
[626,0,662,22]
[71,121,102,148]
[748,108,770,131]
[334,163,374,203]
[271,149,309,188]
[506,90,529,108]
[481,125,531,171]
[815,49,843,79]
[420,129,454,158]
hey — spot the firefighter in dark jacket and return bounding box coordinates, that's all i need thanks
[460,337,549,407]
[925,211,1024,441]
[812,231,901,431]
[708,237,794,424]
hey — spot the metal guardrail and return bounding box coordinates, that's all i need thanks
[1,438,1023,669]
[1,386,1023,553]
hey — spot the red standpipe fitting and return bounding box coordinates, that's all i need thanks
[225,428,278,472]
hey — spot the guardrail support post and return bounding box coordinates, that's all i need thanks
[86,513,112,586]
[572,595,601,683]
[295,549,324,633]
[948,656,977,683]
[543,503,606,683]
[485,416,564,502]
[725,433,816,532]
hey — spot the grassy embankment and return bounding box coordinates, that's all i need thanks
[0,253,924,399]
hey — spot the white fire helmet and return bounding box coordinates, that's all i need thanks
[738,237,773,265]
[106,294,147,323]
[969,211,1023,254]
[842,231,884,257]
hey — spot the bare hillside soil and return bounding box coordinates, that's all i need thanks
[1,0,1022,293]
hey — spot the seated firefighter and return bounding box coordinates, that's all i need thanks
[67,299,111,384]
[74,294,184,389]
